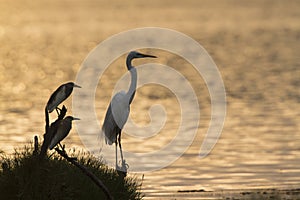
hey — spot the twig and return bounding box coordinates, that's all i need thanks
[33,136,39,155]
[55,148,113,200]
[39,107,50,158]
[40,106,67,158]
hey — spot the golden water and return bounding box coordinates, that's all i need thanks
[0,0,299,199]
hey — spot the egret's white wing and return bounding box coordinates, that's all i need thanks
[102,91,130,145]
[111,91,130,129]
[102,104,118,145]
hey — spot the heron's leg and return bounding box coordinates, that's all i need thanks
[58,142,65,150]
[58,142,65,152]
[55,107,62,116]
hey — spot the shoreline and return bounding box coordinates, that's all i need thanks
[144,187,300,199]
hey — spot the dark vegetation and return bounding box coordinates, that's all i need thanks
[0,144,143,200]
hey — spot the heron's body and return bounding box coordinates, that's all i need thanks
[101,51,156,169]
[49,116,79,150]
[46,82,81,113]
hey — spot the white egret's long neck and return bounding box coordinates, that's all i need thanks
[126,67,137,103]
[126,56,133,70]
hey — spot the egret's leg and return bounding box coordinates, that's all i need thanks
[118,132,124,163]
[118,131,127,176]
[115,138,118,169]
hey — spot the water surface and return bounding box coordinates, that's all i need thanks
[0,0,299,199]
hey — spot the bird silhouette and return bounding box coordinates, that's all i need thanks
[46,82,81,114]
[102,51,156,169]
[49,116,80,150]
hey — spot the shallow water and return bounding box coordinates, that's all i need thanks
[0,0,300,199]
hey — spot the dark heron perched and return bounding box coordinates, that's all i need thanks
[101,51,156,169]
[46,82,81,114]
[49,116,80,150]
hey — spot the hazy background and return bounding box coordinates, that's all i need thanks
[0,0,299,199]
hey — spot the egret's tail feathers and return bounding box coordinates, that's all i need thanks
[101,128,114,145]
[105,137,113,145]
[101,127,116,145]
[104,131,114,145]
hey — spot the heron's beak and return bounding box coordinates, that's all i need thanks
[73,117,80,121]
[74,84,81,88]
[140,53,157,58]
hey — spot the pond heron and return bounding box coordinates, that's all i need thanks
[46,82,81,114]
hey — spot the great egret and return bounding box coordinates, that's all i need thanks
[49,116,80,150]
[46,82,81,114]
[102,51,156,169]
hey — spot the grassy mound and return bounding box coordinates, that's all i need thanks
[0,145,143,200]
